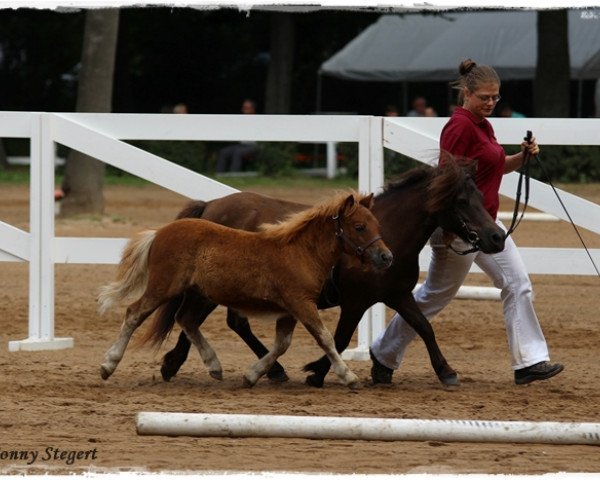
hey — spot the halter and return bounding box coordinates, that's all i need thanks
[446,215,481,256]
[332,213,382,258]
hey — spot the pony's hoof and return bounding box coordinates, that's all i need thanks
[440,373,460,387]
[242,375,256,388]
[209,370,223,381]
[160,364,175,382]
[100,365,112,380]
[305,373,324,388]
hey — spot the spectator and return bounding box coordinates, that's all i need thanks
[173,103,188,114]
[406,96,427,116]
[498,103,525,118]
[215,99,260,174]
[424,106,438,117]
[384,104,399,117]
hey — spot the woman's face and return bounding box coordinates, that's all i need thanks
[463,82,501,119]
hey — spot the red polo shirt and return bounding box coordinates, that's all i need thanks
[440,106,505,219]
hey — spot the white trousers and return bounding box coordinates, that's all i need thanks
[371,220,550,371]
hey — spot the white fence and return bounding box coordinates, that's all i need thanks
[1,113,599,355]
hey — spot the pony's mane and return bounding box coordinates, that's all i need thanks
[379,166,433,200]
[378,156,476,213]
[261,190,369,243]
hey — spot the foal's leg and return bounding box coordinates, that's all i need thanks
[162,309,289,382]
[100,296,162,380]
[243,315,297,387]
[294,304,359,389]
[175,293,223,380]
[304,300,370,388]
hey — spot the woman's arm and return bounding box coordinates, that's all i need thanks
[504,136,540,173]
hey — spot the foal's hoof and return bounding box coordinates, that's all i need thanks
[305,373,324,388]
[209,370,223,381]
[100,365,112,380]
[242,375,256,388]
[347,381,360,391]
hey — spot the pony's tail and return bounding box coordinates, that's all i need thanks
[176,200,207,220]
[98,230,156,315]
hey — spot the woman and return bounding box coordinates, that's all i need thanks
[370,59,564,386]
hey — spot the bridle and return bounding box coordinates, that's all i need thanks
[332,213,382,258]
[446,214,481,256]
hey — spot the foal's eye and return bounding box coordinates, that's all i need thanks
[354,224,366,232]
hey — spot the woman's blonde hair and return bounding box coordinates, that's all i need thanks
[452,59,500,105]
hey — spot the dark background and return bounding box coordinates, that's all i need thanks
[0,7,596,118]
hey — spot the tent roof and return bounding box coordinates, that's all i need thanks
[320,10,600,82]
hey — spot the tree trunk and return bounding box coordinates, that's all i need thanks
[60,9,120,217]
[264,12,295,114]
[0,139,9,169]
[534,10,570,118]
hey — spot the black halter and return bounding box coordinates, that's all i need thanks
[447,215,481,256]
[332,213,382,258]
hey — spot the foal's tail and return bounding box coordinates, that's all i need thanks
[98,230,157,315]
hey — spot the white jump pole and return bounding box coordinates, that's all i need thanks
[497,211,559,222]
[413,283,501,301]
[137,412,600,445]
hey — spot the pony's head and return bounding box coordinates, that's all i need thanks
[426,157,505,254]
[332,192,393,270]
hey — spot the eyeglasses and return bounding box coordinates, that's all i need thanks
[474,93,501,103]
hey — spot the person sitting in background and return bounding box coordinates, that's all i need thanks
[215,99,260,174]
[498,102,525,118]
[173,103,188,114]
[424,106,438,117]
[384,104,399,117]
[406,96,428,116]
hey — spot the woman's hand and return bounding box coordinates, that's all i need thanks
[521,136,540,157]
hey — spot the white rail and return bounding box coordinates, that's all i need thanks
[0,113,598,354]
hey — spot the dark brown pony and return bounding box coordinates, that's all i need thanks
[155,161,506,387]
[98,192,392,389]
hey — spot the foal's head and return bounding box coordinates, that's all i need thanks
[332,193,393,269]
[265,192,393,270]
[426,158,505,254]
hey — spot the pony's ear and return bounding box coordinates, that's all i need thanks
[359,193,374,209]
[342,194,356,213]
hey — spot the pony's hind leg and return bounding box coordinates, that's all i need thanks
[100,296,161,380]
[226,309,289,383]
[243,315,296,387]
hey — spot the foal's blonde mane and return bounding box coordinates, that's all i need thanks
[261,190,369,244]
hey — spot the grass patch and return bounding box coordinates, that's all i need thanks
[0,166,357,190]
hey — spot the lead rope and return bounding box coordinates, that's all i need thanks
[521,131,600,278]
[504,131,532,238]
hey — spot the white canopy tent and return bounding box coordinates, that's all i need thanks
[318,9,600,114]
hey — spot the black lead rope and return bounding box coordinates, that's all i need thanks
[508,130,600,278]
[505,130,532,238]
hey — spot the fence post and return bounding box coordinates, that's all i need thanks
[342,117,386,361]
[8,113,73,351]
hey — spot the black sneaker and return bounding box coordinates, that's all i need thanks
[514,361,564,385]
[370,349,394,384]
